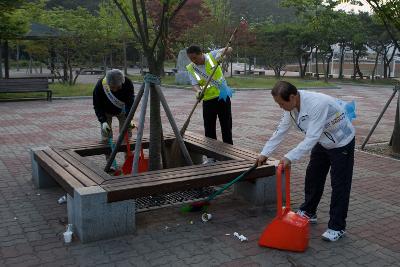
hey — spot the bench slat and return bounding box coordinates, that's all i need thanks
[43,149,97,188]
[104,164,274,202]
[102,159,243,185]
[103,164,275,188]
[104,161,272,188]
[184,133,258,159]
[64,149,112,183]
[34,150,84,196]
[53,149,105,185]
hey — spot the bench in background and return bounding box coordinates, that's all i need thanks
[0,78,52,101]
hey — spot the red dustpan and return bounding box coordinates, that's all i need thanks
[121,132,148,174]
[258,164,309,252]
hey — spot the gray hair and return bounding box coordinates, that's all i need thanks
[106,69,125,87]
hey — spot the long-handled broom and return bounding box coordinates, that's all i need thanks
[181,163,257,212]
[168,19,246,168]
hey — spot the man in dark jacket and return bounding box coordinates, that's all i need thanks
[93,69,135,161]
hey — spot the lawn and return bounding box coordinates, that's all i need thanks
[0,75,397,100]
[129,75,334,89]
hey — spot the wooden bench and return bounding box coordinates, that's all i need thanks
[305,72,313,77]
[0,78,52,101]
[255,70,266,75]
[80,69,104,75]
[313,73,325,77]
[31,132,276,242]
[164,71,175,76]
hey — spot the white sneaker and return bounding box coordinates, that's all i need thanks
[296,210,317,224]
[322,228,346,242]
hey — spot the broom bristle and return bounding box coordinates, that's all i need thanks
[180,201,209,213]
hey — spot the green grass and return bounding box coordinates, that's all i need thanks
[332,78,399,86]
[1,75,397,100]
[129,74,334,89]
[50,83,93,96]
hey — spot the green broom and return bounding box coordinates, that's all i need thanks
[181,163,257,212]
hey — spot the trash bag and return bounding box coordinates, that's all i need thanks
[337,99,356,122]
[218,79,233,101]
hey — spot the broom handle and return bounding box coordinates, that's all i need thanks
[285,165,291,210]
[276,164,291,216]
[133,83,150,174]
[180,22,242,135]
[124,132,131,157]
[105,83,145,172]
[206,163,257,202]
[276,164,283,217]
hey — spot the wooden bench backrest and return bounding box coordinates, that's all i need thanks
[0,78,49,92]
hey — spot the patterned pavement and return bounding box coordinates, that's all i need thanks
[0,84,399,266]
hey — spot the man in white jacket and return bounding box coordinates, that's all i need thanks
[256,81,355,242]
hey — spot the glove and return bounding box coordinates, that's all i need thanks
[101,122,111,136]
[128,120,136,130]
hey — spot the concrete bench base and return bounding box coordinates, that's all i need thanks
[67,187,135,243]
[235,175,278,207]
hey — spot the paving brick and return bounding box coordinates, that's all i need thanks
[0,86,399,265]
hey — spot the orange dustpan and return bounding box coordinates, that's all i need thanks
[121,132,148,174]
[258,164,309,252]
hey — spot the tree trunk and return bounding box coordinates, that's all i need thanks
[339,45,345,79]
[123,39,128,75]
[16,42,19,71]
[383,49,389,78]
[372,50,380,81]
[355,51,363,78]
[315,48,319,80]
[0,40,3,79]
[69,62,73,85]
[391,93,400,154]
[352,50,356,79]
[322,56,327,82]
[4,40,9,78]
[147,52,162,171]
[297,55,303,78]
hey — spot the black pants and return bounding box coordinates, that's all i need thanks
[202,97,233,145]
[299,138,355,231]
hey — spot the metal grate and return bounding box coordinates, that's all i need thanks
[84,154,232,212]
[135,187,218,213]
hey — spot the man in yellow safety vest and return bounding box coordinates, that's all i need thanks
[186,45,233,145]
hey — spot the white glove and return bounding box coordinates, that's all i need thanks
[101,122,111,136]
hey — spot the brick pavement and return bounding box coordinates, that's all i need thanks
[0,84,399,266]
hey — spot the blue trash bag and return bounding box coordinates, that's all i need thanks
[218,79,233,101]
[337,99,356,122]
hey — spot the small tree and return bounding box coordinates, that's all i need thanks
[0,0,29,78]
[254,23,296,78]
[367,0,400,153]
[113,0,191,170]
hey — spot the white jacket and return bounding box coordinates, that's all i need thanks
[261,90,355,162]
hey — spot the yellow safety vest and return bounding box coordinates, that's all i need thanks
[186,52,224,101]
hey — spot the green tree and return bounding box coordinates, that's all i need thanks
[113,0,190,170]
[366,0,400,154]
[254,22,296,78]
[0,0,29,78]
